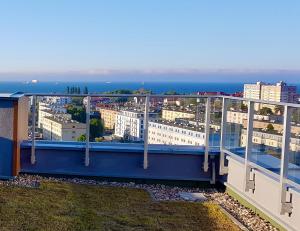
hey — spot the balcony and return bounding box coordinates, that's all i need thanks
[0,92,299,230]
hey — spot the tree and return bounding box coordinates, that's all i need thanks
[241,103,248,112]
[67,105,86,123]
[266,123,275,132]
[83,86,89,94]
[77,134,86,141]
[259,107,273,115]
[90,118,104,141]
[164,90,178,95]
[274,105,284,115]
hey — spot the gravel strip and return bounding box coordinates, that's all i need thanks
[0,175,278,231]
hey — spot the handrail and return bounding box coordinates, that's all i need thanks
[24,93,300,108]
[23,93,300,195]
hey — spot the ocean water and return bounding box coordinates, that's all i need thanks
[1,81,300,94]
[0,82,245,94]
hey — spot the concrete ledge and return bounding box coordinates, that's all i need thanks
[226,156,300,231]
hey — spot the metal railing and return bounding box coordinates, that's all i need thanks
[25,93,300,214]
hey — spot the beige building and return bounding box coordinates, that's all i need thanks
[240,129,300,152]
[38,109,71,129]
[226,110,277,125]
[244,81,297,111]
[41,116,86,141]
[99,108,118,130]
[162,108,195,121]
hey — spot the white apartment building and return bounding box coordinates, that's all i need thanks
[41,116,86,141]
[148,120,206,146]
[43,96,72,105]
[114,110,158,141]
[38,108,71,129]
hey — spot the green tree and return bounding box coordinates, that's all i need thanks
[259,107,273,115]
[67,105,86,123]
[90,118,104,141]
[83,86,89,94]
[266,123,275,132]
[77,134,86,141]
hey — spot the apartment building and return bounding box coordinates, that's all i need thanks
[43,96,72,105]
[114,109,158,141]
[244,81,297,110]
[41,116,86,141]
[226,110,278,125]
[99,108,118,130]
[38,109,71,129]
[240,129,300,152]
[148,120,206,146]
[162,108,195,121]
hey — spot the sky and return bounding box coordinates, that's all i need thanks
[0,0,300,82]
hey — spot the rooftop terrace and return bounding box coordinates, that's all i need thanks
[0,93,299,230]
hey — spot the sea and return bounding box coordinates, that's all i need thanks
[1,81,300,95]
[0,82,245,94]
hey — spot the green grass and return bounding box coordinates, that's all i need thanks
[0,181,240,231]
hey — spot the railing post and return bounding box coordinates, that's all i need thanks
[31,95,36,164]
[204,97,211,172]
[219,97,228,175]
[143,95,150,169]
[279,105,293,215]
[85,95,91,167]
[244,101,254,192]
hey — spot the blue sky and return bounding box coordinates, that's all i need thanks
[0,1,300,82]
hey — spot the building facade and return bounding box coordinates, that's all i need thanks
[244,81,297,105]
[162,108,195,121]
[148,120,206,146]
[114,110,158,141]
[41,116,86,141]
[99,108,118,130]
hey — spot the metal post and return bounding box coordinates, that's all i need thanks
[244,101,254,192]
[204,97,211,172]
[143,95,150,169]
[85,96,91,167]
[31,95,36,164]
[219,97,228,175]
[279,105,293,215]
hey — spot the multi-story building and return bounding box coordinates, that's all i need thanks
[240,129,300,152]
[114,110,158,141]
[148,120,206,146]
[43,96,72,105]
[244,81,297,110]
[162,108,195,121]
[226,110,280,125]
[41,116,86,141]
[99,108,119,130]
[38,109,71,129]
[244,82,263,100]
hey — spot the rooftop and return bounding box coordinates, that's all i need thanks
[0,177,240,231]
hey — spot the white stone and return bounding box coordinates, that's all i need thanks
[179,192,207,201]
